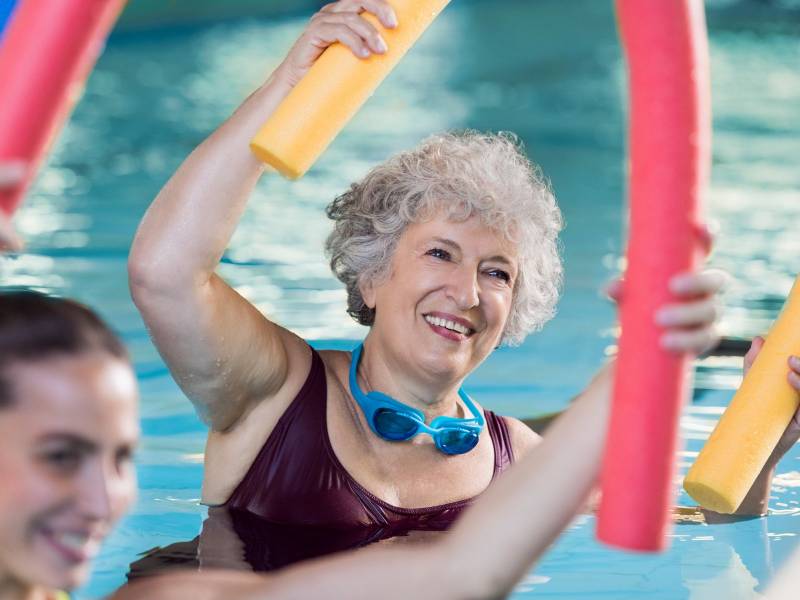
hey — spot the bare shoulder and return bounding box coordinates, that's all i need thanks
[200,333,314,504]
[317,347,354,387]
[318,347,371,439]
[502,415,542,460]
[318,347,352,370]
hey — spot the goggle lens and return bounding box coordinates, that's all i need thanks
[437,429,480,455]
[373,409,419,441]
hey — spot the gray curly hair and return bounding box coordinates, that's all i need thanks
[325,131,563,346]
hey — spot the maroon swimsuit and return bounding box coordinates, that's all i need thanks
[225,346,515,530]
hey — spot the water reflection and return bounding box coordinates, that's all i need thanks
[675,510,773,599]
[127,506,447,581]
[682,546,762,600]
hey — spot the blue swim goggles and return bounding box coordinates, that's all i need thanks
[349,344,485,455]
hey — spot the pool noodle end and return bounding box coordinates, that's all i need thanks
[681,482,738,515]
[250,0,450,179]
[683,276,800,514]
[249,142,302,180]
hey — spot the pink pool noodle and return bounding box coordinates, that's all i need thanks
[596,0,711,552]
[0,0,126,216]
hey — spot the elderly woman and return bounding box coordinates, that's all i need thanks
[128,0,724,531]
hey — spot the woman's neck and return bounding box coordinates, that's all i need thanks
[358,337,466,422]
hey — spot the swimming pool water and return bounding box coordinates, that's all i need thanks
[2,0,799,597]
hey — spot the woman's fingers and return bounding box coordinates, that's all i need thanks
[669,268,729,298]
[322,0,398,29]
[604,269,725,355]
[693,220,717,257]
[604,278,624,303]
[660,326,720,355]
[605,269,727,305]
[777,365,800,457]
[789,356,800,392]
[283,0,395,82]
[742,336,765,375]
[314,12,388,55]
[739,340,799,385]
[655,297,719,329]
[316,0,396,56]
[309,21,377,57]
[737,347,800,463]
[0,212,23,253]
[653,269,726,354]
[0,161,25,189]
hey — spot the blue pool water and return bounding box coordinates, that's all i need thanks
[2,0,799,597]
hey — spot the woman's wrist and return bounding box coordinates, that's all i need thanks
[261,63,299,97]
[732,462,775,516]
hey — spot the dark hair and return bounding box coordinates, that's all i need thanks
[0,290,128,407]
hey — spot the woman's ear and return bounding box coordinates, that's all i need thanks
[360,277,376,310]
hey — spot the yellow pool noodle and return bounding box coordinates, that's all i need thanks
[684,275,800,513]
[250,0,451,179]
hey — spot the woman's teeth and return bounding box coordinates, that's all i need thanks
[57,532,91,551]
[425,315,471,335]
[46,529,100,560]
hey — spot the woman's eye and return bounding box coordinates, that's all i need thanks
[426,248,451,260]
[42,450,82,473]
[116,447,134,471]
[488,269,511,283]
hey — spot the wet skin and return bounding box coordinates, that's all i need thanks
[0,353,139,592]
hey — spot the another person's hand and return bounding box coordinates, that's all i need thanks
[0,161,25,252]
[276,0,398,87]
[0,213,22,252]
[656,270,725,355]
[744,336,800,464]
[606,269,726,355]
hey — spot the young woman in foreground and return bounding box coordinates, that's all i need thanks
[0,292,139,600]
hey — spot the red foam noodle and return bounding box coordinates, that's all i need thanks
[596,0,711,552]
[0,0,125,215]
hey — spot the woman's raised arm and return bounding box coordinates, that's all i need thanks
[128,0,397,431]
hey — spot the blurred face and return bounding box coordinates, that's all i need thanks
[0,352,139,592]
[363,213,518,383]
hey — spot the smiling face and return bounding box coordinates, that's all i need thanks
[0,352,139,592]
[362,213,518,384]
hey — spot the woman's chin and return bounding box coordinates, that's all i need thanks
[42,566,86,593]
[418,346,476,380]
[27,552,90,593]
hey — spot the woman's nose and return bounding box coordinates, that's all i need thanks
[78,460,133,522]
[78,464,113,521]
[445,265,479,310]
